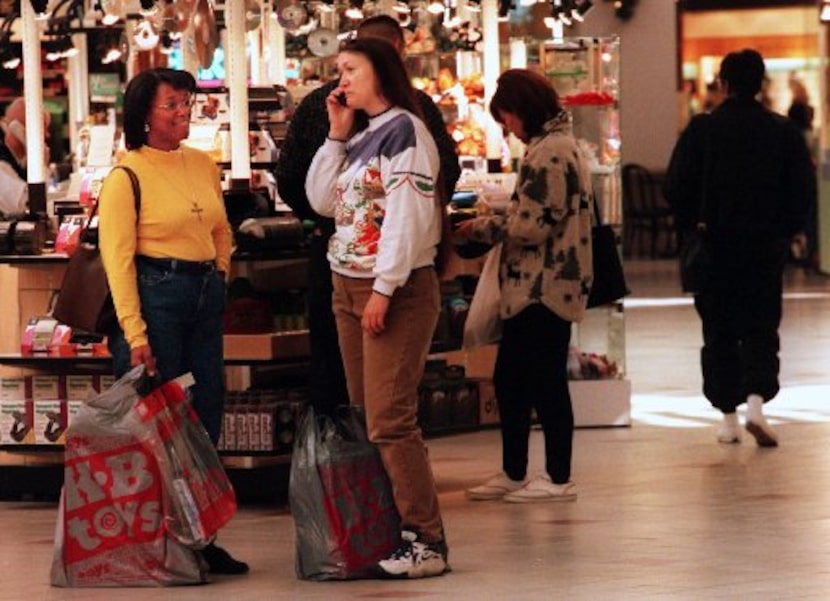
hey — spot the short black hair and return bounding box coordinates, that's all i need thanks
[719,49,765,99]
[356,14,405,47]
[122,68,196,150]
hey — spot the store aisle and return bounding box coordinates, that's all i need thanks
[3,260,830,600]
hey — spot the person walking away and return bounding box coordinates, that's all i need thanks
[664,49,815,447]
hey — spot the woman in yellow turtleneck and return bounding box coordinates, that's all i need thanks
[97,68,244,575]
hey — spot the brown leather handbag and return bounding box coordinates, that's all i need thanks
[52,166,140,335]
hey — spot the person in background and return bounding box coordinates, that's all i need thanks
[786,75,814,134]
[275,14,460,417]
[305,37,448,579]
[0,97,49,217]
[664,49,815,447]
[786,75,818,267]
[455,69,593,503]
[98,68,247,575]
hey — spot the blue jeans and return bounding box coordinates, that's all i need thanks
[108,261,226,444]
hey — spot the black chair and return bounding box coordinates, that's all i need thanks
[621,163,676,258]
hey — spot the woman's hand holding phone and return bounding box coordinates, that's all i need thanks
[326,87,353,141]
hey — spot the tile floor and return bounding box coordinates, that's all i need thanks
[3,259,830,600]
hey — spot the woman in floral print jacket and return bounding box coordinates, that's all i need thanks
[456,68,594,504]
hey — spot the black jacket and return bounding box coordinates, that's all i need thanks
[664,97,815,242]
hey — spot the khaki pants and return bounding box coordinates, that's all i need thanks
[332,267,444,542]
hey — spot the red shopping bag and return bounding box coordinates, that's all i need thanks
[50,367,205,587]
[130,380,237,548]
[290,406,401,580]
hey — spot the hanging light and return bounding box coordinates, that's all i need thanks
[0,43,20,69]
[101,44,122,64]
[392,1,411,14]
[426,0,445,15]
[45,36,71,61]
[98,0,123,25]
[344,0,364,20]
[100,30,125,64]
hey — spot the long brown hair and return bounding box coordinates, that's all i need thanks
[338,37,422,132]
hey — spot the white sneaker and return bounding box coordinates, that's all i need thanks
[503,475,577,503]
[377,531,448,579]
[466,472,528,501]
[716,423,742,444]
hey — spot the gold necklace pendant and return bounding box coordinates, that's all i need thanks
[145,150,203,221]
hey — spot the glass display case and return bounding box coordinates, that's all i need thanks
[538,35,629,427]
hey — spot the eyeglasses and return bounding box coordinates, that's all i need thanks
[156,98,195,112]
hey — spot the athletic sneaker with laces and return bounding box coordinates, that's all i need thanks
[466,472,528,500]
[503,474,577,503]
[377,530,448,579]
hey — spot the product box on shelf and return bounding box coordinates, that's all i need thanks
[0,399,34,444]
[20,316,59,355]
[0,377,26,401]
[65,375,99,401]
[219,390,304,453]
[66,401,83,429]
[33,400,68,444]
[28,375,64,401]
[475,378,500,425]
[99,375,116,391]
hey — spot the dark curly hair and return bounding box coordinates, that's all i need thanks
[122,68,196,150]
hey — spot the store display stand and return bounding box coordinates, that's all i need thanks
[542,35,631,427]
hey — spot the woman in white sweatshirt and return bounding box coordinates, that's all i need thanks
[305,37,448,580]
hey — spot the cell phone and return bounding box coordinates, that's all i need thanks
[336,92,348,107]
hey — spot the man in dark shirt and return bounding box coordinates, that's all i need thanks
[275,14,460,415]
[665,49,815,447]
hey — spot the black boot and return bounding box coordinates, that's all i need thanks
[202,542,249,575]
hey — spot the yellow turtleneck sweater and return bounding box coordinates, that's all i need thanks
[99,145,232,349]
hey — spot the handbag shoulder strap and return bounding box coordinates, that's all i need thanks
[82,165,142,237]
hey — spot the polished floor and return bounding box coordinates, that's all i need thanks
[3,259,830,600]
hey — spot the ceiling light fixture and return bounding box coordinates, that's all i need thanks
[344,1,364,20]
[98,0,123,25]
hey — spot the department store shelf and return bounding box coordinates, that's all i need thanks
[0,446,290,469]
[0,247,310,265]
[0,352,307,368]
